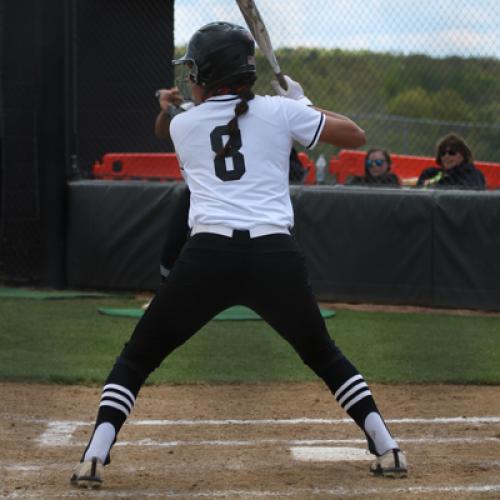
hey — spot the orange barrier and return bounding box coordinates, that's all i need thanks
[329,150,500,189]
[92,153,183,181]
[475,161,500,189]
[298,152,316,185]
[92,152,317,184]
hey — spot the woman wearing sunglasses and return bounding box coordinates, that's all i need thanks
[417,133,485,189]
[346,148,400,187]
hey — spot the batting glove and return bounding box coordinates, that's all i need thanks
[271,75,313,106]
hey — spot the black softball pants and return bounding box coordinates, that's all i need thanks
[120,231,343,381]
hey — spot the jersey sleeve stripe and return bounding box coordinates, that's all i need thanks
[306,113,325,149]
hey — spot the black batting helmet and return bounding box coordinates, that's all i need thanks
[173,22,256,89]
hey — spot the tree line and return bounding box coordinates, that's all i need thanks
[251,48,500,163]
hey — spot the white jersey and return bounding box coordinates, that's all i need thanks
[170,94,325,229]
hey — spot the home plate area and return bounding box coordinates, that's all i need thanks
[2,383,500,498]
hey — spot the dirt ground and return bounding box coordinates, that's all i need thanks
[317,301,500,317]
[1,382,500,499]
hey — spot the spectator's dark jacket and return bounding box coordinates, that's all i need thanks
[416,162,486,190]
[288,147,308,184]
[346,172,400,187]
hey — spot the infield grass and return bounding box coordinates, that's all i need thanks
[0,297,499,384]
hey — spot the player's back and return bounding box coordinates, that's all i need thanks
[170,94,322,228]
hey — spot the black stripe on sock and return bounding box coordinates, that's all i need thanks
[339,386,370,409]
[335,378,366,402]
[101,388,134,408]
[100,395,133,412]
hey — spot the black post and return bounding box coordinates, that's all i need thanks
[1,0,42,284]
[37,0,67,287]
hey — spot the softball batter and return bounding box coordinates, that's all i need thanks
[71,21,407,488]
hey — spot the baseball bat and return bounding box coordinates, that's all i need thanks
[235,0,288,90]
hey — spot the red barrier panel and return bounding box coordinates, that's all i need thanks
[475,161,500,189]
[92,153,183,181]
[92,152,316,184]
[298,152,316,185]
[329,150,500,189]
[92,150,499,188]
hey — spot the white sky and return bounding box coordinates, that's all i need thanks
[174,0,500,58]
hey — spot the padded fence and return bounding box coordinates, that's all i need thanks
[66,181,500,311]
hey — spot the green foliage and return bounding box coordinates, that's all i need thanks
[387,87,473,122]
[252,48,500,161]
[431,89,474,122]
[387,87,434,118]
[171,44,500,160]
[1,298,499,385]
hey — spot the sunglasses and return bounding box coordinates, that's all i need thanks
[440,149,458,157]
[366,159,386,168]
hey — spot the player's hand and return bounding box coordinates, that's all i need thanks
[271,75,313,106]
[156,87,184,111]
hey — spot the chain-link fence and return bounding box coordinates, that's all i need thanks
[2,0,500,285]
[174,0,500,186]
[71,0,175,176]
[1,0,173,284]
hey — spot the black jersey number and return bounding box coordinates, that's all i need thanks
[210,125,246,181]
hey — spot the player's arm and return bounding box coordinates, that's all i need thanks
[316,108,366,149]
[154,87,185,141]
[271,75,366,149]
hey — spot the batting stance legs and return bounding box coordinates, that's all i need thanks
[71,233,407,488]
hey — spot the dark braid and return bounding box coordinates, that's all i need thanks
[214,83,255,159]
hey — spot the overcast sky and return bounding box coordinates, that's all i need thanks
[174,0,500,58]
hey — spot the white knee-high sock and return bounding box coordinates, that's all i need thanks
[84,422,116,463]
[364,412,398,455]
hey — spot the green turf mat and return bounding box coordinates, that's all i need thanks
[98,305,336,321]
[0,287,115,300]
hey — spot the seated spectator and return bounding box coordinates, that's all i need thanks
[346,148,400,187]
[417,133,485,190]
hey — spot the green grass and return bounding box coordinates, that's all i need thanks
[0,297,499,384]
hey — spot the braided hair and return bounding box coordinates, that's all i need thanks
[211,74,256,159]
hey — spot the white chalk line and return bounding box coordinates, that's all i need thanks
[124,416,500,426]
[35,415,500,447]
[0,465,43,472]
[2,460,499,473]
[41,436,500,448]
[16,415,500,427]
[117,436,500,447]
[36,421,80,447]
[4,484,500,498]
[292,446,372,461]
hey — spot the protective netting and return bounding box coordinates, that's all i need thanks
[1,0,173,283]
[1,0,500,286]
[172,0,500,189]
